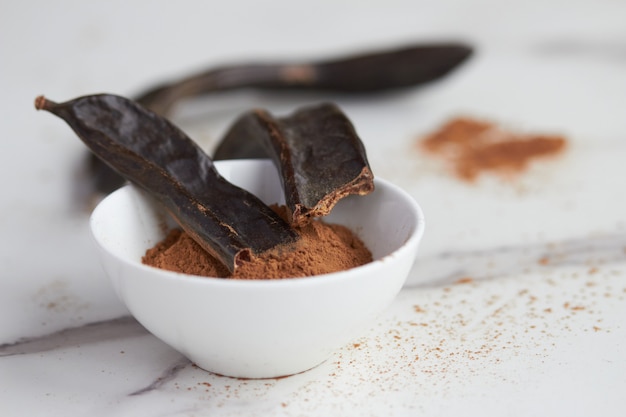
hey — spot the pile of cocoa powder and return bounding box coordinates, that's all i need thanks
[142,206,372,279]
[419,116,567,181]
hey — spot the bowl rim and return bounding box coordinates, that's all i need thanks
[89,161,425,289]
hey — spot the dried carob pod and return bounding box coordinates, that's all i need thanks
[136,43,473,115]
[35,94,298,273]
[214,103,374,226]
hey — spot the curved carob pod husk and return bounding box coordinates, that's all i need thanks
[214,103,374,226]
[35,94,298,273]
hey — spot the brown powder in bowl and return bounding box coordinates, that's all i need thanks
[419,116,567,181]
[142,206,372,279]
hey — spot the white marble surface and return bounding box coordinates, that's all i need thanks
[2,0,626,416]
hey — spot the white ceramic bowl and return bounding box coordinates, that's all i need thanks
[90,159,424,378]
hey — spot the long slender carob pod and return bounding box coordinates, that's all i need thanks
[214,103,374,226]
[35,94,298,273]
[136,43,473,115]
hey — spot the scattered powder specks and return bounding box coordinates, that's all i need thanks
[115,264,624,416]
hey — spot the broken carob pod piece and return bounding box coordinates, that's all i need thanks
[35,94,298,273]
[214,103,374,226]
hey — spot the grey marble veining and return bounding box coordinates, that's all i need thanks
[0,316,143,357]
[2,0,626,416]
[409,232,626,287]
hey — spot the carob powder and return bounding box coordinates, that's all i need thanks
[142,206,372,279]
[419,116,567,181]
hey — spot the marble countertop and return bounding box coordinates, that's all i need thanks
[2,1,625,415]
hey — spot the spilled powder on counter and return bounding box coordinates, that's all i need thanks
[142,206,372,279]
[418,116,567,181]
[161,266,625,406]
